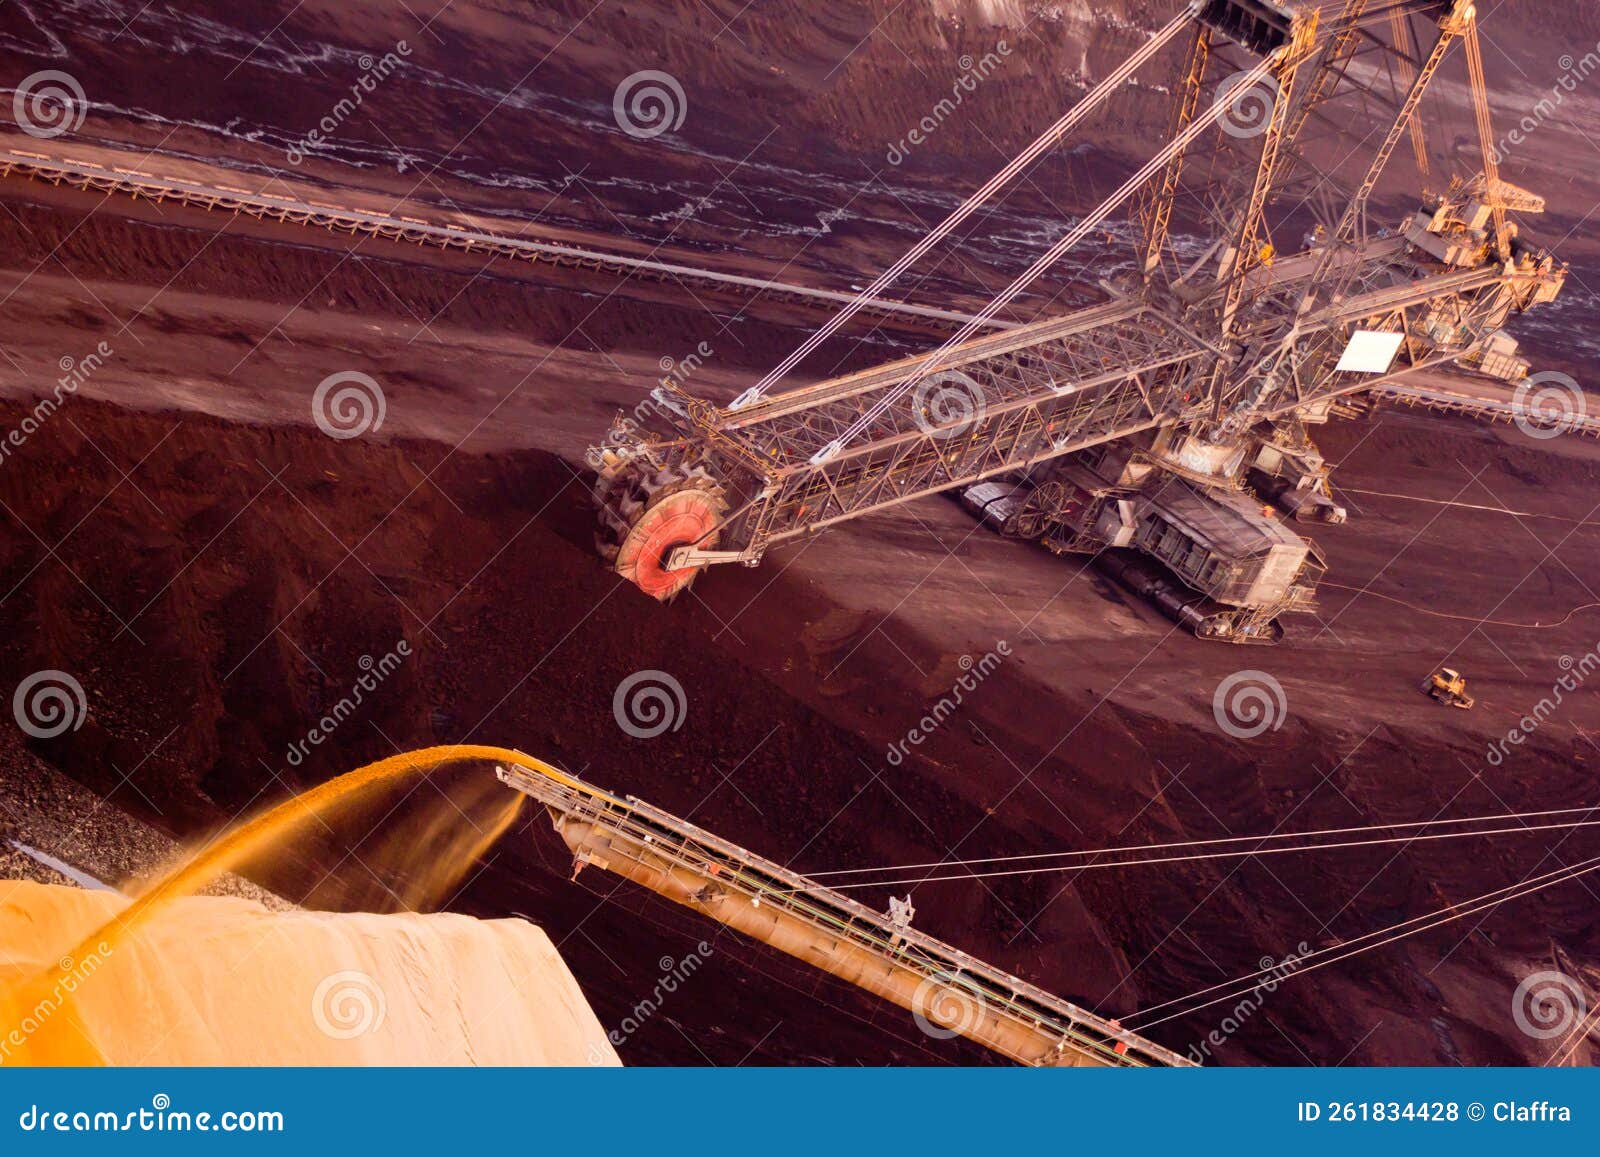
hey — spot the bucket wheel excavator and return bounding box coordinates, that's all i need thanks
[590,0,1566,641]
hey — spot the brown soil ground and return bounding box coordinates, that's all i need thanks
[3,376,1600,1066]
[2,0,1599,1067]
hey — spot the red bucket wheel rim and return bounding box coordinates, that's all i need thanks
[619,492,721,599]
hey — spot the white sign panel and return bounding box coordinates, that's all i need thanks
[1335,329,1407,374]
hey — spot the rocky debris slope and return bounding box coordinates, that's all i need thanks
[0,745,286,908]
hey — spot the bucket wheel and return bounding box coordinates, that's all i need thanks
[596,462,726,601]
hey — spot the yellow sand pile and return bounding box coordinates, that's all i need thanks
[0,882,619,1066]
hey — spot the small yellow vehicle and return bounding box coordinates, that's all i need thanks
[1421,667,1475,710]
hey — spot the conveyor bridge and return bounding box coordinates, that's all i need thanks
[495,759,1192,1068]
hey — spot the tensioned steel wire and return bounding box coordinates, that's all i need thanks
[738,0,1451,414]
[1125,851,1600,1031]
[807,51,1280,464]
[729,8,1200,411]
[791,804,1600,891]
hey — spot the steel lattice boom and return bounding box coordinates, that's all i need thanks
[590,0,1566,640]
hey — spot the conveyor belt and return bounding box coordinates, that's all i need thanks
[0,146,1008,332]
[496,759,1193,1068]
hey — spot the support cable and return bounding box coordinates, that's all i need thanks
[809,53,1281,465]
[802,804,1600,887]
[1126,851,1600,1031]
[727,8,1199,411]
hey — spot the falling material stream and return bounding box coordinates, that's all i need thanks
[1,745,533,1065]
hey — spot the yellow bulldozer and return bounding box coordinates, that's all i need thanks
[1421,667,1475,710]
